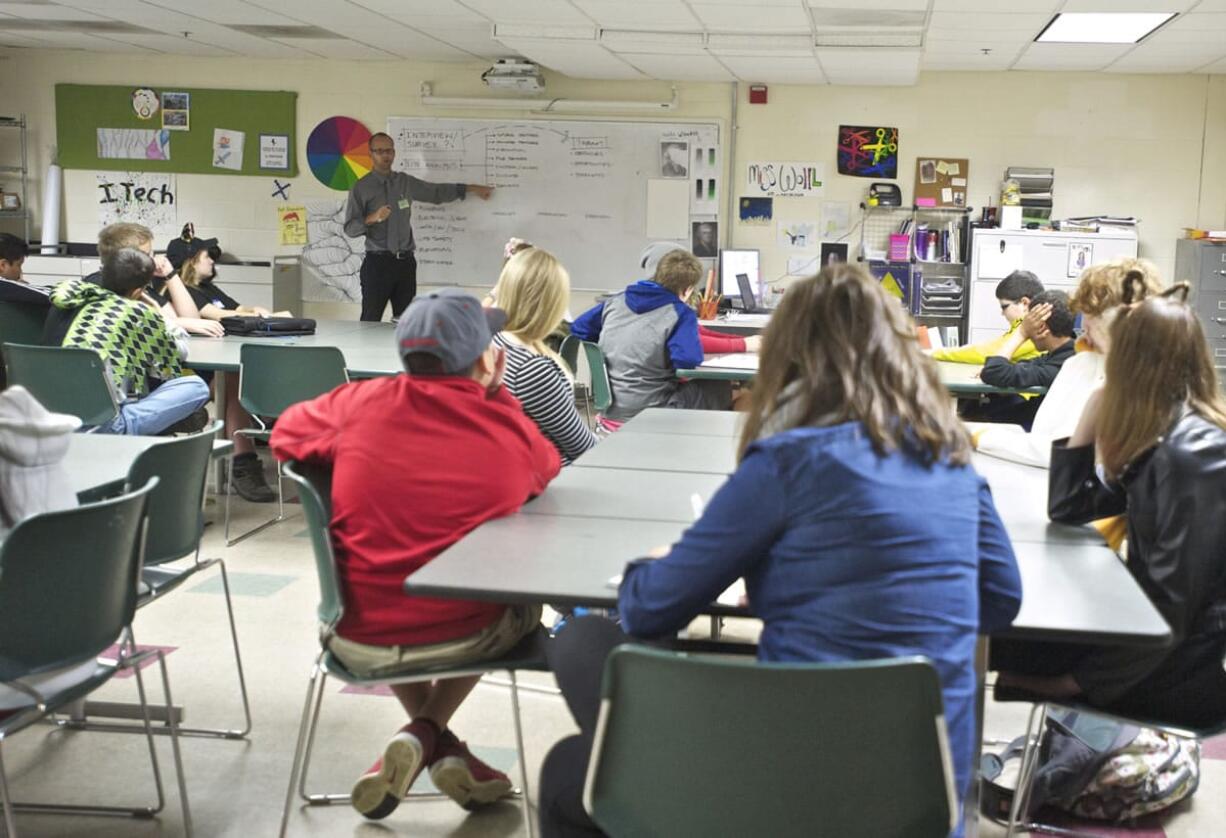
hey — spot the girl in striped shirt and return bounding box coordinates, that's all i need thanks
[492,248,598,465]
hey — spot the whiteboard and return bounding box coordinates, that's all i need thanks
[386,117,721,292]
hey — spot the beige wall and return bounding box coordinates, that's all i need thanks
[1,46,1223,311]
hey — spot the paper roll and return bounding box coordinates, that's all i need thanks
[40,161,62,255]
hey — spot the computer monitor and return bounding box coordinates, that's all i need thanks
[719,249,760,299]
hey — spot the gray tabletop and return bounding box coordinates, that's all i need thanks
[523,467,727,523]
[65,433,232,496]
[185,319,400,377]
[1005,540,1170,646]
[572,430,737,474]
[407,408,1169,646]
[406,513,693,611]
[621,408,742,437]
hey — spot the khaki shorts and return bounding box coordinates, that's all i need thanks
[327,604,543,679]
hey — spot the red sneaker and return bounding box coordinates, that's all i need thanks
[428,730,514,810]
[351,719,439,819]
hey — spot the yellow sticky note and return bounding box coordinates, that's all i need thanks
[947,162,961,176]
[881,272,903,299]
[278,204,308,246]
[935,161,950,175]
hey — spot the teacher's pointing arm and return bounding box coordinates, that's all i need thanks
[405,176,493,205]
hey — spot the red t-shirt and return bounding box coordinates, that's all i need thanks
[271,374,561,646]
[697,325,746,355]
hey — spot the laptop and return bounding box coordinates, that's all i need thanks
[736,273,771,314]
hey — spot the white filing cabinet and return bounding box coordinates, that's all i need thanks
[967,229,1137,345]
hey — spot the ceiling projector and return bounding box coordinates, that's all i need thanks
[482,59,545,94]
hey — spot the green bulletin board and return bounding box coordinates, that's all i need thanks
[54,83,298,177]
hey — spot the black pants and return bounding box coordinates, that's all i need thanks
[991,635,1226,730]
[359,251,417,322]
[540,616,630,838]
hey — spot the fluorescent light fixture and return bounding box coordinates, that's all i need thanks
[1035,12,1176,44]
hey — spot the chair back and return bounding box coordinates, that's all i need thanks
[126,420,222,566]
[0,300,48,347]
[580,341,612,412]
[281,462,345,631]
[0,478,157,679]
[558,334,581,376]
[237,343,348,420]
[3,343,118,427]
[585,649,956,838]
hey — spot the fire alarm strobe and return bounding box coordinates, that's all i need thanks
[748,84,768,104]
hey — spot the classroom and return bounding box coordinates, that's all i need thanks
[1,1,1226,836]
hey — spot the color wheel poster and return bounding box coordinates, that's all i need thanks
[307,116,372,191]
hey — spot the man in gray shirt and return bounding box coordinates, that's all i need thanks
[344,132,493,321]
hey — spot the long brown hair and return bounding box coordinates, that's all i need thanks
[1098,289,1226,476]
[737,264,970,466]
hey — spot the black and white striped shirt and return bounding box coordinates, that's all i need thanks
[493,333,598,466]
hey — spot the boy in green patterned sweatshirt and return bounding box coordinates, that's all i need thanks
[43,248,209,435]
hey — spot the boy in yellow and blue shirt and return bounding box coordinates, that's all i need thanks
[933,270,1044,364]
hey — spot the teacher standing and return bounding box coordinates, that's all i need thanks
[343,132,493,321]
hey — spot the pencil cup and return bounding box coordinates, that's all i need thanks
[698,300,719,320]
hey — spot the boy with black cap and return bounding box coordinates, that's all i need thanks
[271,288,560,822]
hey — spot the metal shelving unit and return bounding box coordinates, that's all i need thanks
[857,202,973,338]
[0,114,31,243]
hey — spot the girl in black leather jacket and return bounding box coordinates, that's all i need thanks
[994,290,1226,729]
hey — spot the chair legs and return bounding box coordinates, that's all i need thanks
[57,559,252,741]
[224,452,289,546]
[0,649,192,836]
[279,659,535,837]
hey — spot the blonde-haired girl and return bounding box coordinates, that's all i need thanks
[491,247,597,465]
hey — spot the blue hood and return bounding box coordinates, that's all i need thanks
[624,280,682,315]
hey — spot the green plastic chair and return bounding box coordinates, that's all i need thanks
[0,478,194,837]
[580,340,613,414]
[278,461,547,838]
[0,300,47,346]
[2,343,118,429]
[584,649,957,838]
[63,421,252,741]
[558,334,581,375]
[225,342,350,545]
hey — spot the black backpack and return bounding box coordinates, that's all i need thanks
[219,316,316,337]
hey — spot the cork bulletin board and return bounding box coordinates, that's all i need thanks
[914,157,969,208]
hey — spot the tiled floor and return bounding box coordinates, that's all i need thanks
[3,458,1224,837]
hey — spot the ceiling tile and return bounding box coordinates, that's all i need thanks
[618,52,733,81]
[1199,55,1226,72]
[411,24,507,59]
[142,0,289,26]
[571,0,699,29]
[1012,43,1133,71]
[927,11,1053,32]
[931,0,1059,10]
[1059,0,1192,12]
[266,36,394,60]
[708,33,814,58]
[818,47,920,84]
[350,0,487,23]
[1165,12,1226,31]
[461,0,596,25]
[6,29,147,51]
[809,0,928,8]
[922,54,1016,71]
[0,3,106,20]
[715,54,826,84]
[688,3,810,31]
[1105,44,1226,72]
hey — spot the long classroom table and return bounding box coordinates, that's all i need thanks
[185,319,401,377]
[684,354,1048,397]
[405,408,1169,648]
